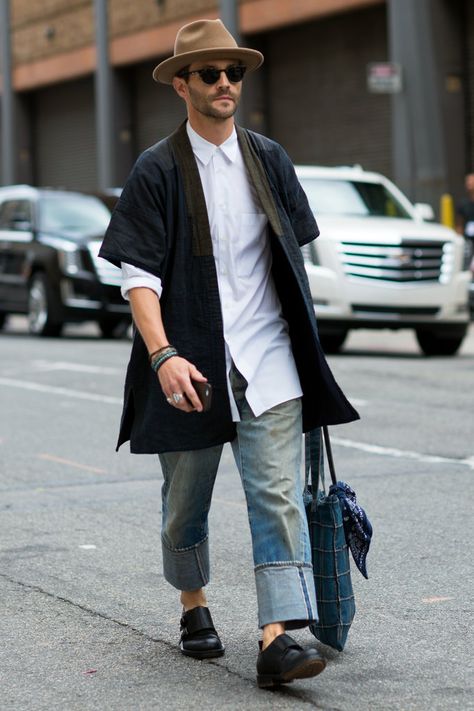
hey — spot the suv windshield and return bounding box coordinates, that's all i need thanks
[39,194,112,235]
[299,178,412,219]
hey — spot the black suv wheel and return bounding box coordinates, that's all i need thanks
[415,328,466,356]
[28,273,63,337]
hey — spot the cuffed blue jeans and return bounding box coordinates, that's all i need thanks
[158,367,317,629]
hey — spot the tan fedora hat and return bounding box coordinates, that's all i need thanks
[153,19,264,85]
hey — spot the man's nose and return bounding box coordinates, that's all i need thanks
[216,70,230,88]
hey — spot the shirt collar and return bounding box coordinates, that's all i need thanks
[186,121,238,166]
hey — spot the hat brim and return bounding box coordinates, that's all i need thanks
[153,47,264,84]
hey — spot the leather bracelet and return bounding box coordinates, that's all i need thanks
[149,345,174,364]
[150,349,178,373]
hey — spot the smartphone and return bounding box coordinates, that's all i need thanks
[190,380,212,412]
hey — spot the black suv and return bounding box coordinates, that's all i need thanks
[0,185,130,337]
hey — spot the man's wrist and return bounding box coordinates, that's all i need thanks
[148,344,174,363]
[150,347,179,372]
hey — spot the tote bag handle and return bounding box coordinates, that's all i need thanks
[322,425,337,486]
[304,426,337,495]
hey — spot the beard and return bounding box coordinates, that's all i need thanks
[187,85,240,120]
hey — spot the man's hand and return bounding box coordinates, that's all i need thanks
[158,356,207,413]
[127,288,206,413]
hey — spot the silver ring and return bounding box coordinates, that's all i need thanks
[166,397,172,404]
[172,392,183,404]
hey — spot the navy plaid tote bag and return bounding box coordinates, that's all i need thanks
[304,427,356,651]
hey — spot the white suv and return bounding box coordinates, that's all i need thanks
[296,165,471,355]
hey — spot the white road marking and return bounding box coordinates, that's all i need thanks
[78,544,97,550]
[0,376,471,470]
[32,360,122,375]
[421,596,453,604]
[331,436,474,470]
[349,398,368,407]
[0,377,122,405]
[38,453,108,474]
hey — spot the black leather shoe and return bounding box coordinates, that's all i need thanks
[179,606,225,659]
[256,633,326,689]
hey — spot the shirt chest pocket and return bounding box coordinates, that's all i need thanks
[236,213,270,278]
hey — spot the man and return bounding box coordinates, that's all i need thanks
[99,19,359,689]
[456,173,474,238]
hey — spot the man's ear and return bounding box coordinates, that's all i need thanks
[172,76,187,100]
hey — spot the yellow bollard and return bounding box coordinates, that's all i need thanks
[440,193,455,228]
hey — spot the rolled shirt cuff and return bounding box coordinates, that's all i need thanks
[120,262,163,301]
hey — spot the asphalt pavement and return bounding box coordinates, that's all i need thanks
[1,317,473,710]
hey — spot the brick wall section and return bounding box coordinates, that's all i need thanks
[10,0,217,65]
[13,4,94,64]
[109,0,215,38]
[11,0,89,27]
[265,5,392,176]
[9,0,383,68]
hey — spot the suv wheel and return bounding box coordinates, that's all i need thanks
[0,313,7,330]
[415,328,466,356]
[28,273,63,337]
[319,330,348,354]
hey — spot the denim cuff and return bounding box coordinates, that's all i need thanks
[255,563,318,629]
[161,535,210,591]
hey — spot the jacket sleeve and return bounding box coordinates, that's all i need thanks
[98,151,169,279]
[278,147,319,246]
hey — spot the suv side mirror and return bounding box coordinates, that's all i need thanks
[10,215,32,231]
[413,203,435,221]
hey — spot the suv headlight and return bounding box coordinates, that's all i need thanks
[58,247,83,275]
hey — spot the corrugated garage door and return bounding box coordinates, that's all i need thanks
[264,5,391,177]
[134,61,186,153]
[33,77,96,190]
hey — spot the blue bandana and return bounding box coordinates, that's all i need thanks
[329,481,373,579]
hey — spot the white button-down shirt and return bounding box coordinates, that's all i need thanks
[122,121,302,420]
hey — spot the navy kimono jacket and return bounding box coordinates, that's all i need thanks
[99,122,359,453]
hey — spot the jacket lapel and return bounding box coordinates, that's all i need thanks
[236,126,283,238]
[169,122,213,257]
[169,121,284,256]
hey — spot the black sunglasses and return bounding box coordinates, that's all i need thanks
[177,64,247,85]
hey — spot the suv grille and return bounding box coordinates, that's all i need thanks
[88,240,121,287]
[338,239,453,283]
